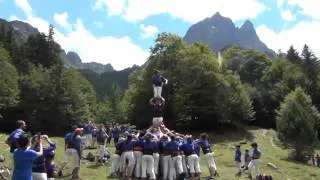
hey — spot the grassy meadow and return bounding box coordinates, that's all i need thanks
[0,128,319,180]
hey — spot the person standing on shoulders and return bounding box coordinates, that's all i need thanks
[150,97,165,127]
[12,133,43,180]
[152,69,168,98]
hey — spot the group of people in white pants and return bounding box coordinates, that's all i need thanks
[110,131,219,180]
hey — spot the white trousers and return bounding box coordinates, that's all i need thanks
[153,153,160,175]
[153,86,162,98]
[187,154,200,173]
[169,156,183,180]
[123,151,135,169]
[248,159,260,175]
[32,172,47,180]
[162,155,171,180]
[142,155,156,179]
[83,134,92,148]
[182,155,188,173]
[205,153,217,170]
[152,117,163,126]
[62,148,80,168]
[111,154,121,173]
[134,151,143,177]
[98,144,106,157]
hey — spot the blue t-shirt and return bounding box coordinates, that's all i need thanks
[9,128,24,153]
[235,149,241,162]
[180,141,196,156]
[12,149,38,180]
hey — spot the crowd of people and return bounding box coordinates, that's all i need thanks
[2,69,265,180]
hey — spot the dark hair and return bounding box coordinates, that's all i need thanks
[139,130,146,138]
[251,142,258,148]
[71,125,78,131]
[18,133,30,148]
[16,120,25,128]
[200,133,208,140]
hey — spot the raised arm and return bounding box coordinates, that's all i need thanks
[149,98,155,106]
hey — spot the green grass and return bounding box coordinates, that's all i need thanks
[1,128,320,180]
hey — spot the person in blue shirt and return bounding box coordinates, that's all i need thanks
[242,148,250,171]
[111,124,121,144]
[83,121,94,149]
[248,142,262,179]
[96,124,109,164]
[12,133,43,180]
[58,128,83,179]
[159,135,171,180]
[197,133,217,179]
[110,138,125,178]
[6,120,26,153]
[152,69,168,98]
[141,133,156,180]
[121,134,136,180]
[31,134,56,180]
[235,145,242,176]
[180,135,201,180]
[133,131,145,179]
[167,135,184,180]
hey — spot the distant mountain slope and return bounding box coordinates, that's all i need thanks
[80,65,140,99]
[183,12,275,56]
[0,18,114,73]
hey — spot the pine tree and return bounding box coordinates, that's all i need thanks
[286,45,301,64]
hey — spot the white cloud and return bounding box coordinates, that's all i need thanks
[122,0,268,23]
[54,12,70,29]
[139,24,159,39]
[280,9,295,22]
[55,19,149,70]
[287,0,320,20]
[93,21,104,28]
[9,15,19,21]
[13,0,32,17]
[92,0,126,16]
[257,21,320,56]
[277,0,285,7]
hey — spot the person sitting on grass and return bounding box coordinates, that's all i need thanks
[234,145,242,176]
[31,134,56,180]
[247,142,262,179]
[12,133,43,180]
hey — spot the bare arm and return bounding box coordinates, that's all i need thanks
[36,138,43,156]
[149,98,155,105]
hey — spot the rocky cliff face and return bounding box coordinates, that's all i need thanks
[183,12,275,55]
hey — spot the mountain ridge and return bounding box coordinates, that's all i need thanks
[0,18,115,73]
[183,13,275,56]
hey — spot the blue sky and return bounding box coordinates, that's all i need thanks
[0,0,319,70]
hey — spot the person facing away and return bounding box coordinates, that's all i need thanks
[152,69,168,98]
[6,120,26,153]
[31,134,56,180]
[12,133,43,180]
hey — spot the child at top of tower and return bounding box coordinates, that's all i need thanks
[152,69,168,98]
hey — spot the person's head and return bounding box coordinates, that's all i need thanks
[139,130,146,138]
[200,133,208,140]
[251,142,258,148]
[236,145,241,150]
[170,135,176,141]
[17,120,26,129]
[154,69,160,75]
[245,148,249,153]
[161,134,169,141]
[74,128,83,136]
[71,125,78,131]
[18,133,31,149]
[186,135,193,143]
[155,97,163,104]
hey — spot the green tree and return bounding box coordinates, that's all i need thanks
[276,88,320,161]
[0,47,19,110]
[286,45,301,64]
